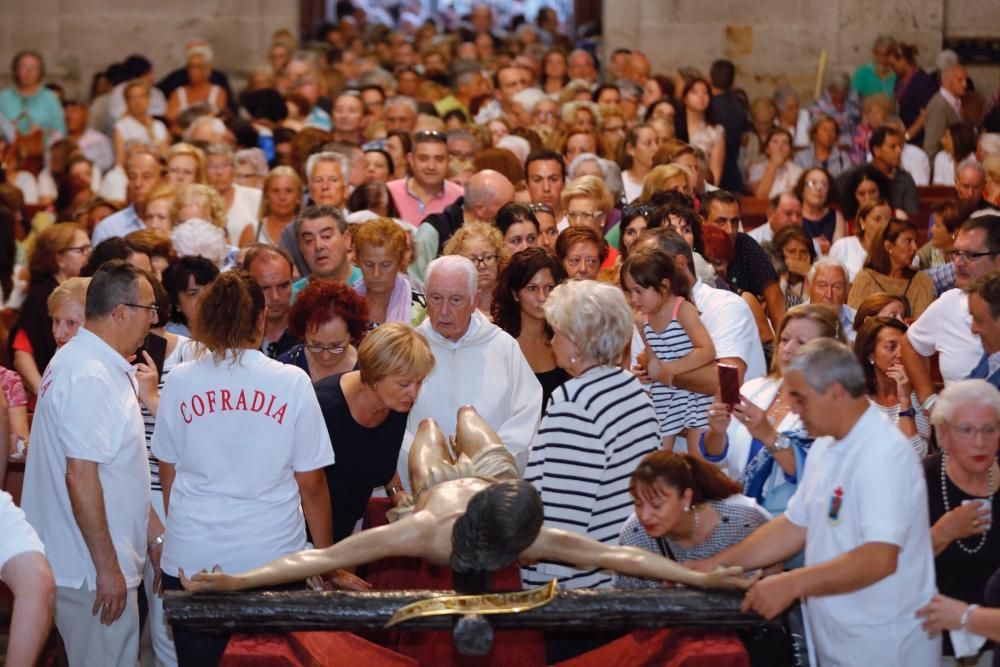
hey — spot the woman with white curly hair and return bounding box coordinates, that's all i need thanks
[522,279,661,590]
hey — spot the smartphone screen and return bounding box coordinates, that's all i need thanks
[133,333,167,378]
[718,363,741,408]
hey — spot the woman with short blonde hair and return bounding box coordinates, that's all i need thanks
[166,142,207,185]
[638,163,694,202]
[47,276,90,348]
[316,321,435,540]
[444,222,508,319]
[560,175,614,223]
[144,183,178,235]
[173,183,228,233]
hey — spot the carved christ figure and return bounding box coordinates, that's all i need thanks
[181,406,750,593]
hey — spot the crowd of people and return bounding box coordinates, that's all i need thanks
[2,3,1000,666]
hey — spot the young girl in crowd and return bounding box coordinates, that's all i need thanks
[113,80,169,166]
[622,248,716,454]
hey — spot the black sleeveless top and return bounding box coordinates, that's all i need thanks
[802,208,837,242]
[536,366,570,415]
[313,372,409,541]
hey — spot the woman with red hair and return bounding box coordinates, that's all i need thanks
[277,279,369,383]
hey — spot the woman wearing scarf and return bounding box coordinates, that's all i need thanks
[352,217,426,328]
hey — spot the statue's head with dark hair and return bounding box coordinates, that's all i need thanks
[450,480,544,593]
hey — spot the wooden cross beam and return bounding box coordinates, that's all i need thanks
[164,588,781,632]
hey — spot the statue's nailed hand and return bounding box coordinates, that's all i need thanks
[326,568,372,592]
[702,565,760,591]
[179,565,236,593]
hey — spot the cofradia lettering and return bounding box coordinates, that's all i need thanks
[181,389,288,425]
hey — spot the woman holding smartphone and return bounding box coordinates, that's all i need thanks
[923,380,1000,664]
[700,305,843,517]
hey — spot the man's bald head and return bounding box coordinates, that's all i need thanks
[464,169,515,222]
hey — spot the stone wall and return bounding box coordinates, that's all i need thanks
[0,0,299,98]
[603,0,998,102]
[0,1,995,110]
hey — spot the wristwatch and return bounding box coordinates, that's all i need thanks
[772,433,792,451]
[898,407,917,418]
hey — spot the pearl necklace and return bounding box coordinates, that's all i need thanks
[941,453,996,555]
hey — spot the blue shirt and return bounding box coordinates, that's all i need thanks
[967,352,1000,390]
[0,86,65,136]
[925,262,957,298]
[91,205,145,245]
[290,266,363,302]
[306,106,332,131]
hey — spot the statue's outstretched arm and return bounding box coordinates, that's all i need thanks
[524,527,753,590]
[182,513,434,592]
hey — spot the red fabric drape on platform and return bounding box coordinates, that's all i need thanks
[554,628,748,667]
[223,631,419,667]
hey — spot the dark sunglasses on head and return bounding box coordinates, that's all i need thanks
[622,203,657,220]
[412,129,447,144]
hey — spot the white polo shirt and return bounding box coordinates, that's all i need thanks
[21,327,150,590]
[906,288,982,385]
[785,406,938,666]
[692,279,767,382]
[0,490,45,574]
[152,349,334,577]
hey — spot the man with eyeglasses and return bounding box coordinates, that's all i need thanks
[396,255,541,490]
[701,190,786,334]
[967,271,1000,389]
[409,168,514,282]
[22,261,164,666]
[903,216,1000,408]
[387,130,463,229]
[446,129,480,162]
